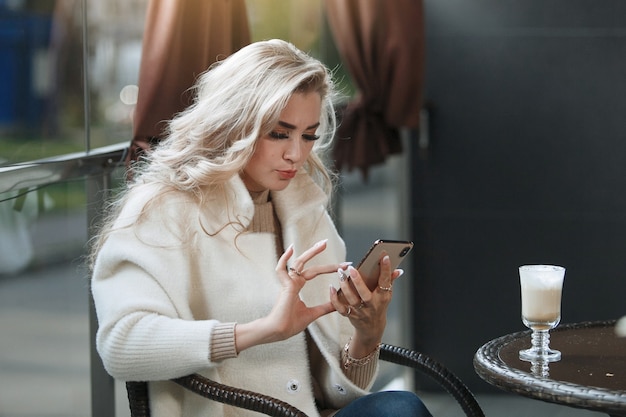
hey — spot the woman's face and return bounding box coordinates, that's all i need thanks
[241,91,322,192]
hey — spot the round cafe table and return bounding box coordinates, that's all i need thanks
[474,320,626,417]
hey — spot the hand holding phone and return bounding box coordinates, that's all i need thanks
[355,239,413,291]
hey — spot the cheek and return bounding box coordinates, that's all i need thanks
[303,142,316,157]
[249,148,272,167]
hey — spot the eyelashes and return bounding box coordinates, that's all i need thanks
[269,131,320,141]
[303,134,320,141]
[269,131,290,140]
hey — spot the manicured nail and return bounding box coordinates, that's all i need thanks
[337,268,347,282]
[396,269,404,278]
[347,265,357,278]
[382,255,390,265]
[340,261,353,268]
[316,239,328,247]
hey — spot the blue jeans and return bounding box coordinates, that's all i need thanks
[334,391,433,417]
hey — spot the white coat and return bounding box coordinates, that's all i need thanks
[92,172,376,417]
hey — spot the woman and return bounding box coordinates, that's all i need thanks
[90,39,432,417]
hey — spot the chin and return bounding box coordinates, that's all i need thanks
[268,181,291,192]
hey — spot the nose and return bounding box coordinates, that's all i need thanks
[284,138,302,163]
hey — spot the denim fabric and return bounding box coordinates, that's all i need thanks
[335,391,433,417]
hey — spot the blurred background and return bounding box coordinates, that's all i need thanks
[0,0,624,416]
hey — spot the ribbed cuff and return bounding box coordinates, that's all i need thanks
[341,348,379,389]
[209,322,238,361]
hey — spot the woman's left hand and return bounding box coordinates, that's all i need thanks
[330,254,402,357]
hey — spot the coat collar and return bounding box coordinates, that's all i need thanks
[203,172,329,232]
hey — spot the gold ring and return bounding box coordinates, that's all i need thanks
[288,267,301,276]
[378,285,392,292]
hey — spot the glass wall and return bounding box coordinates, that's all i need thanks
[0,0,140,165]
[0,1,143,415]
[0,1,408,415]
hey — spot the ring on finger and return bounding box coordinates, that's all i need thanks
[378,285,392,292]
[344,305,352,317]
[288,267,302,276]
[354,300,365,310]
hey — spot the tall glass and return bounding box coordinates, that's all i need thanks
[519,265,565,362]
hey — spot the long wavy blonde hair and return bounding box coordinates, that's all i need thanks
[88,39,339,268]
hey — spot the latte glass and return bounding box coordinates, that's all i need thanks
[519,265,565,362]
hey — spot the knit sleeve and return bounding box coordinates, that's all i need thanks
[210,322,238,361]
[340,348,379,389]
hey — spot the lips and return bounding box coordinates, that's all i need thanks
[277,170,297,179]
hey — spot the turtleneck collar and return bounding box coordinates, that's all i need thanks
[248,189,270,204]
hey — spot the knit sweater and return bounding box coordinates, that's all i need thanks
[92,172,379,417]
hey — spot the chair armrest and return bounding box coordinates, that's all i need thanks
[380,344,485,417]
[126,381,151,417]
[172,374,308,417]
[127,345,485,417]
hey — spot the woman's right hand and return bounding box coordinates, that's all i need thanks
[234,239,346,352]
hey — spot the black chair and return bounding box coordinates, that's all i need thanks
[126,343,485,417]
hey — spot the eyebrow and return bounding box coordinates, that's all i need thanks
[278,121,320,130]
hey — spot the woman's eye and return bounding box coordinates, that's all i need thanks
[303,134,320,141]
[269,131,290,139]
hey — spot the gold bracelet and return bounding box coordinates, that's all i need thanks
[342,338,381,370]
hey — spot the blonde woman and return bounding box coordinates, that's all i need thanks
[90,39,432,417]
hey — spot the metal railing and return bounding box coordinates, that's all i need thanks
[0,141,128,417]
[0,142,127,194]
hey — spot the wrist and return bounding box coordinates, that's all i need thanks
[349,332,383,358]
[342,337,380,370]
[234,317,276,353]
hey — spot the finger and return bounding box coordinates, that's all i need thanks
[390,268,405,284]
[301,261,352,281]
[329,285,341,307]
[377,255,393,288]
[339,267,364,306]
[275,245,295,283]
[308,301,335,320]
[330,285,349,315]
[330,284,354,310]
[343,266,377,304]
[334,287,348,305]
[290,239,328,273]
[330,287,360,317]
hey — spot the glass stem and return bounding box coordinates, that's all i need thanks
[532,329,550,353]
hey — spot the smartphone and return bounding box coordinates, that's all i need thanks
[355,239,414,291]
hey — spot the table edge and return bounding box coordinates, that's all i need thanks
[473,320,626,415]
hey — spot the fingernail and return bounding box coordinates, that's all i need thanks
[340,261,353,268]
[382,255,390,264]
[396,269,404,278]
[337,268,347,282]
[347,265,357,278]
[316,239,328,247]
[330,285,337,295]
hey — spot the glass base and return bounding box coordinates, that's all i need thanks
[519,347,561,362]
